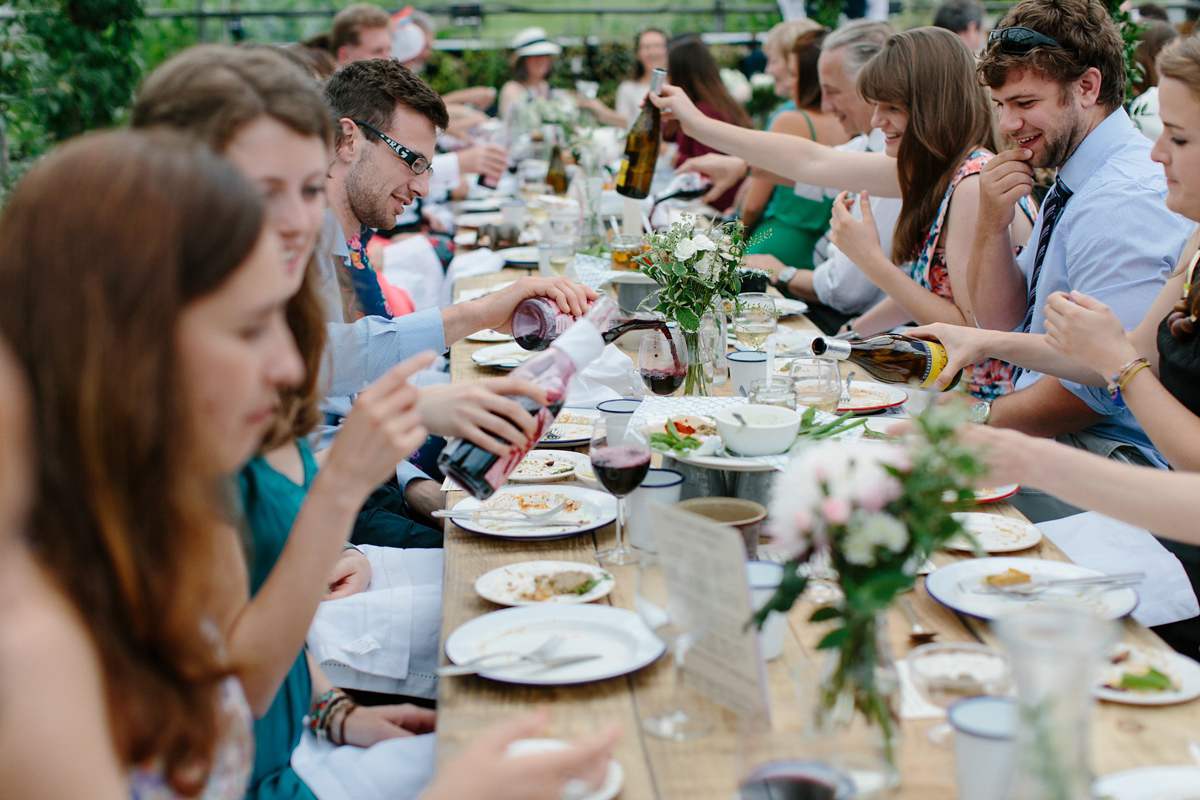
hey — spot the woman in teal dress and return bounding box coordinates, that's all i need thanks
[742,28,847,267]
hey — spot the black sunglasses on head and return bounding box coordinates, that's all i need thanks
[352,120,433,177]
[987,27,1063,55]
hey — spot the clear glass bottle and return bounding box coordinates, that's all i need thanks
[438,296,619,499]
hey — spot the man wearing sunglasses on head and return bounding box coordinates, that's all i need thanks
[962,0,1191,522]
[318,59,596,530]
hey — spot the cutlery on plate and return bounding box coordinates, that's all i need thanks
[899,596,937,644]
[438,653,602,678]
[444,634,563,670]
[841,370,856,405]
[977,571,1145,597]
[433,502,567,521]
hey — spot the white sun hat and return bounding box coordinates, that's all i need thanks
[510,26,562,58]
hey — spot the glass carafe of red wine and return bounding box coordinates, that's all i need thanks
[590,416,651,566]
[638,323,689,396]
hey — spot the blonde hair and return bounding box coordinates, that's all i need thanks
[765,18,823,57]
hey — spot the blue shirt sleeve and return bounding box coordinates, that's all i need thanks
[322,308,447,397]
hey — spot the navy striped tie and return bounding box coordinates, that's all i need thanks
[1021,178,1073,334]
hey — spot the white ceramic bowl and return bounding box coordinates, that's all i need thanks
[714,404,801,457]
[573,460,603,490]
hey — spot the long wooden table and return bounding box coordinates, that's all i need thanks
[434,270,1198,798]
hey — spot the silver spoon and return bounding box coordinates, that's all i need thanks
[899,597,937,644]
[732,411,748,429]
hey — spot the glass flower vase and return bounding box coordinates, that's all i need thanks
[681,328,712,397]
[794,610,901,798]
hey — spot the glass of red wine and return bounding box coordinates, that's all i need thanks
[734,715,854,800]
[590,416,651,566]
[638,324,688,396]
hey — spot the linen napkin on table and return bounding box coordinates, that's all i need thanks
[896,659,946,719]
[564,344,637,408]
[1036,511,1198,628]
[441,247,504,306]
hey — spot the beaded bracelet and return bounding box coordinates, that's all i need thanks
[306,689,358,743]
[1107,357,1151,408]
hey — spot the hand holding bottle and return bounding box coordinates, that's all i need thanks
[418,378,548,456]
[906,323,992,389]
[647,84,704,135]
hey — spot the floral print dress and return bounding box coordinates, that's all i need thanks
[908,149,1035,400]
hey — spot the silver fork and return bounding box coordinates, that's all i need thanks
[979,571,1144,597]
[433,501,567,521]
[438,634,565,676]
[841,370,856,405]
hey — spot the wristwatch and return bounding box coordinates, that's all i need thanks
[775,266,799,289]
[968,400,993,425]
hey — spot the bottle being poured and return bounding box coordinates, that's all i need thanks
[439,295,620,500]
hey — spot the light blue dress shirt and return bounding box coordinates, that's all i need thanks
[1014,108,1193,466]
[316,210,446,486]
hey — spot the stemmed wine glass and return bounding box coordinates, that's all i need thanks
[907,641,1013,746]
[590,417,651,566]
[638,324,689,397]
[636,554,713,740]
[732,293,777,353]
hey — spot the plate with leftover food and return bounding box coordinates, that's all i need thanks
[1093,643,1200,706]
[475,561,615,606]
[1092,766,1200,799]
[924,557,1139,621]
[538,408,601,447]
[465,328,514,343]
[943,484,1021,504]
[835,381,908,414]
[444,603,664,685]
[945,512,1043,554]
[471,342,533,370]
[773,298,810,317]
[509,450,588,483]
[497,246,539,266]
[448,485,616,540]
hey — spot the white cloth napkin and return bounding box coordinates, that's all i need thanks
[896,659,946,720]
[306,546,443,699]
[442,248,504,306]
[564,344,636,407]
[291,730,436,800]
[1036,511,1199,628]
[381,235,444,312]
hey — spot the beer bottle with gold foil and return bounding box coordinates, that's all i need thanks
[812,333,963,391]
[616,68,667,199]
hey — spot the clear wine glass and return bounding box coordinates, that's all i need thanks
[732,293,777,353]
[907,641,1013,747]
[790,357,842,414]
[590,417,651,566]
[636,554,713,740]
[638,324,689,397]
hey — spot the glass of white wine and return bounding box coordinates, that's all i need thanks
[790,357,841,413]
[732,293,777,352]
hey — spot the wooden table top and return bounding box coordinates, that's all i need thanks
[433,270,1199,799]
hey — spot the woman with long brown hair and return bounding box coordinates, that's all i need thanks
[653,27,1036,399]
[666,34,753,212]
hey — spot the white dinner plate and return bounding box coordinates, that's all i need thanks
[471,342,533,370]
[448,484,616,540]
[509,450,588,483]
[454,211,505,228]
[946,512,1043,554]
[444,603,664,685]
[1092,766,1200,799]
[456,280,516,303]
[539,408,600,447]
[497,245,539,266]
[924,557,1140,621]
[529,194,579,212]
[457,198,504,212]
[506,739,624,800]
[737,328,821,356]
[836,381,908,413]
[774,297,810,317]
[475,561,615,606]
[1093,643,1200,706]
[464,328,514,343]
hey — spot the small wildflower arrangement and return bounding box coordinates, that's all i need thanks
[754,406,984,766]
[637,214,748,333]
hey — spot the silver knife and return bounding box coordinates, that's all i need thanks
[438,653,601,678]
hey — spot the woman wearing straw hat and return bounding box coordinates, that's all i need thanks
[499,26,562,119]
